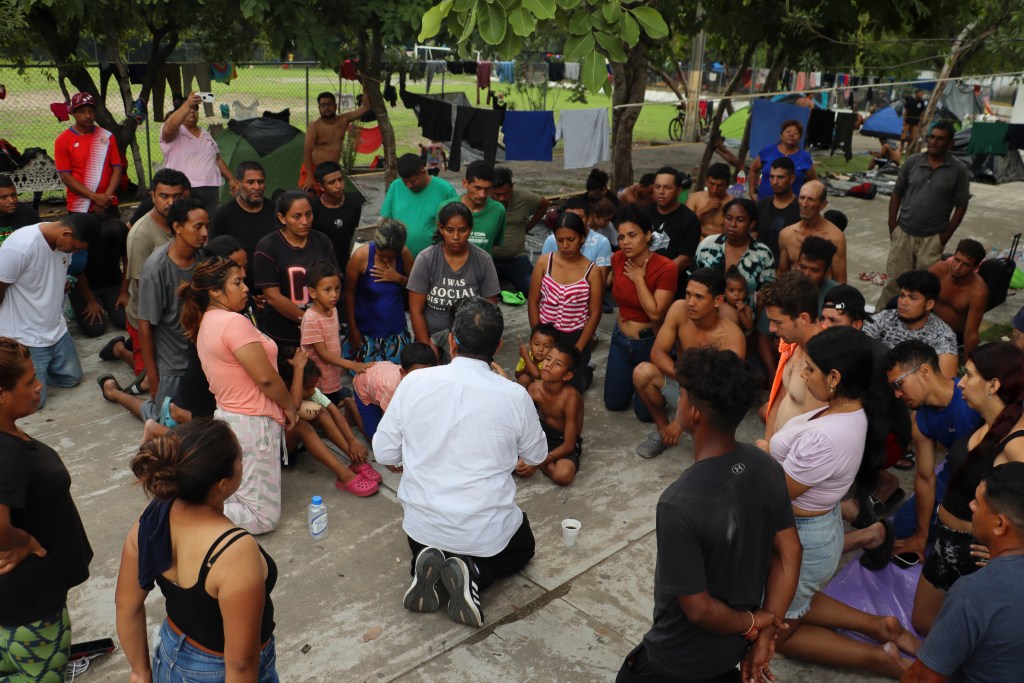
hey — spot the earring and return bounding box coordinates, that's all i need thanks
[986,392,993,399]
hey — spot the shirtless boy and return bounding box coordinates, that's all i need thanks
[928,238,987,357]
[760,271,825,440]
[777,179,847,283]
[685,162,731,237]
[633,268,745,457]
[518,342,584,486]
[300,91,371,191]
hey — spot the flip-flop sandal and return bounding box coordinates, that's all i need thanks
[335,472,378,496]
[352,462,383,483]
[124,370,147,396]
[892,452,916,471]
[99,336,126,361]
[500,290,526,305]
[159,396,179,428]
[97,374,123,402]
[859,519,895,571]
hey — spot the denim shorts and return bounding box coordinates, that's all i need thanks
[787,505,844,619]
[152,619,279,683]
[921,523,979,591]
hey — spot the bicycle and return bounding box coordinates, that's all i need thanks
[668,101,712,141]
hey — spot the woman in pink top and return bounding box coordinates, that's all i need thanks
[160,92,236,211]
[760,325,920,678]
[527,212,603,391]
[181,257,296,534]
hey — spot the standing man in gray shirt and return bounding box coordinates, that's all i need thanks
[876,121,970,310]
[489,167,549,294]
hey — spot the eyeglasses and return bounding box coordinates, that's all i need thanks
[890,363,924,391]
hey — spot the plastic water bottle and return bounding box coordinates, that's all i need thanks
[307,495,328,540]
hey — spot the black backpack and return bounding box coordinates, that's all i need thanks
[979,233,1021,311]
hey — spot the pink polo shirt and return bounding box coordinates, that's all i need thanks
[159,124,222,188]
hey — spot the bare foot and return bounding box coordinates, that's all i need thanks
[169,403,191,424]
[141,419,167,444]
[879,616,921,656]
[881,641,912,676]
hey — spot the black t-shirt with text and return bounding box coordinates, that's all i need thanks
[312,193,364,274]
[646,203,700,294]
[0,433,93,626]
[642,443,795,679]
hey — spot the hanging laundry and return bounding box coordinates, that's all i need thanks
[502,111,556,162]
[1006,124,1024,151]
[830,112,856,162]
[49,102,70,122]
[806,108,836,148]
[425,60,447,93]
[555,108,610,169]
[497,61,515,83]
[340,60,360,80]
[232,100,260,120]
[408,62,426,82]
[795,72,807,92]
[127,64,148,84]
[210,62,237,84]
[477,62,492,89]
[448,105,503,172]
[564,62,580,81]
[548,62,566,82]
[967,121,1010,155]
[462,61,478,75]
[447,60,464,75]
[400,91,453,141]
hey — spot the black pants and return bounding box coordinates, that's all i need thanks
[617,643,740,683]
[69,285,126,337]
[407,512,535,592]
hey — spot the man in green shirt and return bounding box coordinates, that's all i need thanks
[490,166,549,293]
[380,154,459,257]
[438,160,506,257]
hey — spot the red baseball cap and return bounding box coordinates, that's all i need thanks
[69,92,96,112]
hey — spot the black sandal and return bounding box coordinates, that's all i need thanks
[98,336,126,361]
[892,452,916,471]
[860,519,895,571]
[96,374,123,402]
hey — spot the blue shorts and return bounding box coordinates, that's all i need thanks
[787,505,844,619]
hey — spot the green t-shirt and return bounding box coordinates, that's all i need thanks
[380,176,459,257]
[493,187,542,259]
[436,197,507,256]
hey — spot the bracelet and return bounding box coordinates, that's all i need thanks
[742,611,755,638]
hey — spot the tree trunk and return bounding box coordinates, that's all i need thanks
[610,41,649,190]
[361,22,398,187]
[696,43,756,189]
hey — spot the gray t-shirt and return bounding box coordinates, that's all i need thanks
[863,310,958,357]
[138,242,194,376]
[894,153,971,236]
[407,243,500,335]
[917,555,1024,682]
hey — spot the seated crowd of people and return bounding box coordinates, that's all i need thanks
[1,98,1021,683]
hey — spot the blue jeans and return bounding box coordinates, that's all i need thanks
[354,389,384,441]
[152,620,278,683]
[788,505,844,619]
[27,331,82,409]
[893,464,950,540]
[493,254,534,295]
[603,325,655,419]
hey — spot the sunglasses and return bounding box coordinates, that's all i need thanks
[889,363,924,391]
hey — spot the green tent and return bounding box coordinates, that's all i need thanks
[718,106,750,141]
[214,117,305,204]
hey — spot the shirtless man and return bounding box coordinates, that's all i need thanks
[760,271,825,440]
[633,268,745,458]
[928,238,987,357]
[777,179,847,284]
[299,90,370,191]
[685,162,731,237]
[617,172,655,209]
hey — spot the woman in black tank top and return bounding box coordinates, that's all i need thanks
[911,342,1024,637]
[115,419,279,682]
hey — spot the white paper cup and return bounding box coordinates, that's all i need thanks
[561,518,581,547]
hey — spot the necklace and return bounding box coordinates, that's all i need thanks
[827,399,860,412]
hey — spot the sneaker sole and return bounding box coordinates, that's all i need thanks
[403,548,444,613]
[440,560,484,628]
[636,440,667,459]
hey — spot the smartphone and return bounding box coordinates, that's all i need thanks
[197,92,215,103]
[891,552,921,570]
[70,637,116,660]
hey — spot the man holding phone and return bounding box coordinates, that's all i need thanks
[160,91,236,212]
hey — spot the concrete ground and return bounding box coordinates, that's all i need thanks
[44,137,1024,681]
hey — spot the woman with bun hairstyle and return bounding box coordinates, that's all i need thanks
[180,257,298,535]
[115,419,279,682]
[0,337,93,683]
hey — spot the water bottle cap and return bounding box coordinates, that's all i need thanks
[311,495,322,505]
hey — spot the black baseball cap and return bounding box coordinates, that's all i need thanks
[821,284,872,322]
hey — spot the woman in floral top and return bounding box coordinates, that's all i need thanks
[693,197,775,307]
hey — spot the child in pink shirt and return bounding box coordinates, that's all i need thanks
[354,342,437,439]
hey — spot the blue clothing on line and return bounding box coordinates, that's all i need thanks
[503,111,556,161]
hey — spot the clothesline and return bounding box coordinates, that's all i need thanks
[609,69,1024,110]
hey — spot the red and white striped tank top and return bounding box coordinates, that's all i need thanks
[538,255,595,333]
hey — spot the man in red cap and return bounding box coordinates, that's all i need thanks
[54,92,124,216]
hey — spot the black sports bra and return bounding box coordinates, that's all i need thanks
[943,429,1024,520]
